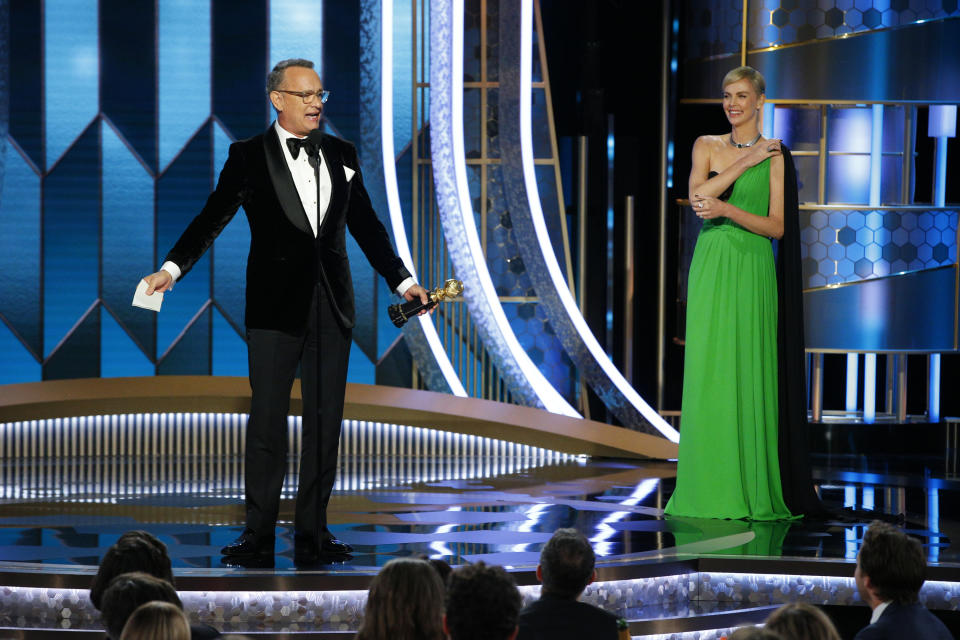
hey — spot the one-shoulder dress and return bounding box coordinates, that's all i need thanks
[665,158,793,521]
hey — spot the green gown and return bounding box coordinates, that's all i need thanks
[665,158,793,521]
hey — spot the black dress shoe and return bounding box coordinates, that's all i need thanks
[220,528,275,557]
[293,534,321,565]
[321,536,353,554]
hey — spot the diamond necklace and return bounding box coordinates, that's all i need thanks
[729,132,762,149]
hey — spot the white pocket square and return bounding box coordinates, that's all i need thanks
[344,166,355,182]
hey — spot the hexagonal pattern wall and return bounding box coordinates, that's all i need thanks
[684,0,960,60]
[800,208,958,288]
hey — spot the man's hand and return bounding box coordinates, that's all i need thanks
[403,283,433,315]
[144,270,173,295]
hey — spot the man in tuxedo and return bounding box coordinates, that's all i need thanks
[517,528,622,640]
[144,58,428,563]
[854,521,951,639]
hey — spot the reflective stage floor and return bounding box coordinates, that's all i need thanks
[2,416,960,638]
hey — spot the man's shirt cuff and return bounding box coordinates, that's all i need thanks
[395,277,416,297]
[161,261,182,282]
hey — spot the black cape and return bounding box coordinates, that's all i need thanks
[775,146,826,517]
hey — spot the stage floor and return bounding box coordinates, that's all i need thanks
[2,449,960,637]
[2,453,958,570]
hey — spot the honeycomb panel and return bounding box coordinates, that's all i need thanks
[687,0,960,58]
[800,208,959,288]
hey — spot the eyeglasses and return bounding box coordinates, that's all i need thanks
[275,89,330,104]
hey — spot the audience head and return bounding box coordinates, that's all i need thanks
[90,531,173,610]
[414,552,453,587]
[727,627,783,640]
[99,572,183,640]
[356,557,445,640]
[764,602,840,640]
[445,561,522,640]
[119,600,190,640]
[537,528,596,599]
[855,520,926,607]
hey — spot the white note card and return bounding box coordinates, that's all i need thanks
[132,279,163,312]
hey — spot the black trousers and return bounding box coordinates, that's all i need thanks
[244,284,351,540]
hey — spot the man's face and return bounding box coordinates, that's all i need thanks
[270,66,324,137]
[854,551,871,605]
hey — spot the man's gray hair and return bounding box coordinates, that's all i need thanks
[266,58,315,94]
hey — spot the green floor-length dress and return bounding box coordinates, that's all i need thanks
[665,158,793,521]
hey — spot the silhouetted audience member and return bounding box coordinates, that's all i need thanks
[99,572,220,640]
[355,557,445,640]
[727,627,783,640]
[90,531,174,610]
[517,528,621,640]
[414,552,453,586]
[445,561,522,640]
[764,603,840,640]
[120,601,191,640]
[100,572,183,640]
[854,521,951,639]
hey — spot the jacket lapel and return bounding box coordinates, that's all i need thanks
[262,125,312,235]
[317,133,347,238]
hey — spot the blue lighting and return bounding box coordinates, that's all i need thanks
[45,0,99,170]
[159,0,211,171]
[845,354,858,413]
[270,0,324,77]
[666,141,674,188]
[845,524,858,560]
[929,354,941,423]
[928,488,940,563]
[864,353,876,424]
[844,486,856,509]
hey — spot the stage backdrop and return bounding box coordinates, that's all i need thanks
[0,0,427,385]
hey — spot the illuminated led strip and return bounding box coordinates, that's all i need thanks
[499,0,679,441]
[428,0,578,416]
[4,575,958,634]
[380,0,466,397]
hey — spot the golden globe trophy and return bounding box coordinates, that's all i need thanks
[388,279,464,327]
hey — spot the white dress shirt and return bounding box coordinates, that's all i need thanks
[869,600,890,624]
[161,121,414,297]
[273,120,332,237]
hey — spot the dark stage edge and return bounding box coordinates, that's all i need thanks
[2,419,960,637]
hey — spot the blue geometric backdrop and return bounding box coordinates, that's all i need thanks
[0,0,406,384]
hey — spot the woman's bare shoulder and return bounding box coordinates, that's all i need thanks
[694,134,727,148]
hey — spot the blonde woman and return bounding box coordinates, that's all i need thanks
[765,603,841,640]
[119,601,190,640]
[666,65,818,520]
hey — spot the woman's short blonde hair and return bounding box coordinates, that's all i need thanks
[722,66,766,96]
[764,602,841,640]
[119,601,190,640]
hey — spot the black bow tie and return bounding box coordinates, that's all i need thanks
[286,137,319,160]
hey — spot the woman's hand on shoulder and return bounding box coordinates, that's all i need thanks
[742,138,782,168]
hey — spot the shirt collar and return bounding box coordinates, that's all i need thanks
[274,120,305,141]
[870,600,891,624]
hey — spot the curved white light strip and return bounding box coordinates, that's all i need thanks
[381,0,466,397]
[590,479,660,556]
[517,0,678,441]
[434,0,578,417]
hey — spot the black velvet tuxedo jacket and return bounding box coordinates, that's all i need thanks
[165,125,411,332]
